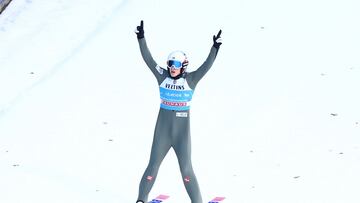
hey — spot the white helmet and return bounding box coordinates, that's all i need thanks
[167,50,189,69]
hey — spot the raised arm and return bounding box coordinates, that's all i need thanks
[135,20,166,84]
[187,30,222,89]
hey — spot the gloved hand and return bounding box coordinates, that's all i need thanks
[135,20,144,39]
[213,29,222,49]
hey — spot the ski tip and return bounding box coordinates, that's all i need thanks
[155,194,170,200]
[209,196,226,203]
[149,194,170,202]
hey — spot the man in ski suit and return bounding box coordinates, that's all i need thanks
[134,20,222,203]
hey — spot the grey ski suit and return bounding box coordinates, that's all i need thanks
[136,37,220,203]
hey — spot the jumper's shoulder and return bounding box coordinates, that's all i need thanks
[184,72,197,90]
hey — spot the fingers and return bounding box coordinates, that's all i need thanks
[135,20,145,39]
[216,29,222,38]
[136,20,144,32]
[213,29,222,48]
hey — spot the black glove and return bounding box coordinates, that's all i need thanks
[213,29,222,49]
[135,20,144,39]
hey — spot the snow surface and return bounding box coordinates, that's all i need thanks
[1,0,360,202]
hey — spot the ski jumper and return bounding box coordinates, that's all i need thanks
[136,37,219,203]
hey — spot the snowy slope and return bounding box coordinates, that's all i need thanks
[1,0,360,202]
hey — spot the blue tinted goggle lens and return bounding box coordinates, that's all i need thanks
[168,60,182,69]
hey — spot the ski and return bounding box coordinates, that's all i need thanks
[148,194,170,203]
[208,196,225,203]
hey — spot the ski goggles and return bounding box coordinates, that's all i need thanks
[167,60,182,69]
